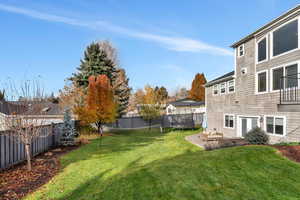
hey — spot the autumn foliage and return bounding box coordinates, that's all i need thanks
[189,73,207,101]
[75,75,116,133]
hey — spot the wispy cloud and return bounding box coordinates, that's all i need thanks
[0,3,233,56]
[163,64,193,89]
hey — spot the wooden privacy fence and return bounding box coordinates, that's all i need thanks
[0,123,63,171]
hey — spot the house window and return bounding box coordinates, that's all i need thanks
[272,67,284,90]
[272,63,298,91]
[257,71,267,93]
[257,37,267,62]
[266,116,285,135]
[228,80,235,93]
[213,85,218,95]
[286,64,298,88]
[220,82,226,94]
[272,19,298,57]
[224,114,234,128]
[238,44,244,57]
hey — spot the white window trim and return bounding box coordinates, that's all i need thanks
[224,114,235,129]
[212,84,219,96]
[220,82,226,95]
[227,79,235,93]
[256,35,269,65]
[270,60,300,92]
[236,115,261,137]
[255,70,269,95]
[270,16,300,60]
[237,44,245,57]
[264,115,287,137]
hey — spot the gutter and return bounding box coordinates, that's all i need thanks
[230,4,300,48]
[205,75,234,87]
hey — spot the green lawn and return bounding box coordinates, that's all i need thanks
[26,129,300,200]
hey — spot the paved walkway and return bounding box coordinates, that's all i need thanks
[185,133,206,149]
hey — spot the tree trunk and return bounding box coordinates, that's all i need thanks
[97,122,103,137]
[25,143,32,171]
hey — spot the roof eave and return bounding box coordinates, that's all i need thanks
[230,4,300,48]
[205,75,234,87]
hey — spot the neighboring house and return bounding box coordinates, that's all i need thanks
[205,5,300,143]
[166,98,205,115]
[0,101,64,131]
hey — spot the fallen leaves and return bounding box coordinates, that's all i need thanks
[0,146,78,200]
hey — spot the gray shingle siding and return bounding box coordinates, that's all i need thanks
[206,6,300,144]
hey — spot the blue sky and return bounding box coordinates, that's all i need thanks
[0,0,299,95]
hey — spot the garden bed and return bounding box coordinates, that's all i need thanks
[273,145,300,163]
[0,146,79,200]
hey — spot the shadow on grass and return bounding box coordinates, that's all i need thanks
[60,128,168,169]
[55,145,300,200]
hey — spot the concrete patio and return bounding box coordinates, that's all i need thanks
[185,133,247,150]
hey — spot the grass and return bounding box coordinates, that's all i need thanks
[26,128,300,200]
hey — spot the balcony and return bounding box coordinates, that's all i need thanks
[279,74,300,112]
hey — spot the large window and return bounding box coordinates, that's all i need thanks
[272,63,298,91]
[213,85,218,95]
[257,71,267,93]
[257,37,267,62]
[272,19,298,57]
[224,114,234,128]
[220,82,226,94]
[266,116,285,135]
[227,80,235,93]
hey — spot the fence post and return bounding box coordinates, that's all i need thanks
[51,123,56,147]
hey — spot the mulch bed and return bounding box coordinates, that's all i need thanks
[273,145,300,163]
[0,146,79,200]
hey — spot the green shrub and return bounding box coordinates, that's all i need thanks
[245,127,269,145]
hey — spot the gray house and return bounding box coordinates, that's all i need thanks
[166,98,205,115]
[205,5,300,143]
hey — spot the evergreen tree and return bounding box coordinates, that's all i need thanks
[189,73,207,101]
[70,41,131,116]
[70,42,118,88]
[60,108,76,146]
[114,69,131,117]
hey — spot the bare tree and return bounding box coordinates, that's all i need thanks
[1,79,49,171]
[98,40,119,67]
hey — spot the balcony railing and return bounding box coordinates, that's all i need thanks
[280,74,300,104]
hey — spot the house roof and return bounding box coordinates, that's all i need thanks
[231,4,300,48]
[0,101,20,115]
[0,101,63,116]
[205,71,235,87]
[168,98,205,107]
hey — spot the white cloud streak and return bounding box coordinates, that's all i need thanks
[0,4,233,56]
